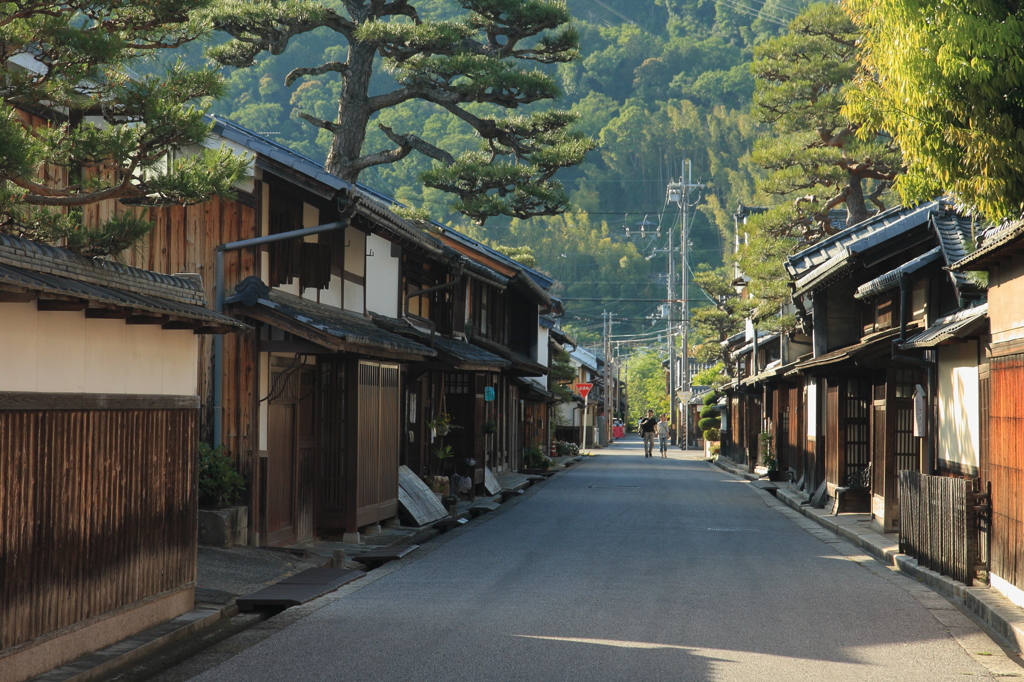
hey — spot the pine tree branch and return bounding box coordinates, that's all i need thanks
[295,111,343,133]
[285,61,348,86]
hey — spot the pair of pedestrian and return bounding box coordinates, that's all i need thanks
[639,410,670,458]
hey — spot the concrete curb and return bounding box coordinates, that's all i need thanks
[712,456,1024,653]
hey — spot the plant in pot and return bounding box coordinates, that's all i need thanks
[698,391,722,459]
[760,431,782,480]
[436,443,459,509]
[197,443,247,547]
[482,419,497,435]
[426,413,460,438]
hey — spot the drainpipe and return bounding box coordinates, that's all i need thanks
[212,219,349,448]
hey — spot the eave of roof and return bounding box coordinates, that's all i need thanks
[951,221,1024,271]
[471,336,547,377]
[795,328,905,372]
[900,304,988,350]
[786,201,940,280]
[0,234,245,331]
[854,247,942,300]
[227,277,435,359]
[367,313,510,370]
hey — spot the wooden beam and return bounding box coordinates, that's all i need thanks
[37,299,89,312]
[162,320,201,330]
[126,314,167,325]
[85,307,133,319]
[0,291,36,303]
[0,391,199,410]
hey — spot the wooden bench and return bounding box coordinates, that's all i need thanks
[354,544,418,570]
[833,465,871,515]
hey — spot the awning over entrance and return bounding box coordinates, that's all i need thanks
[227,277,436,361]
[900,304,988,350]
[368,314,510,371]
[794,328,904,372]
[471,336,548,377]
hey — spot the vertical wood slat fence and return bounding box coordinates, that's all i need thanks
[898,471,987,586]
[0,407,197,652]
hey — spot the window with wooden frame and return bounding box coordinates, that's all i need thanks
[469,280,510,345]
[404,257,437,320]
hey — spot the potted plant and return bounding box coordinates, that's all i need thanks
[760,431,782,481]
[482,419,497,435]
[427,413,460,437]
[197,443,248,547]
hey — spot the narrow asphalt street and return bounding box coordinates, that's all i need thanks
[183,437,1021,681]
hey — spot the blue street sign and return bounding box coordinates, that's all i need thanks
[484,387,495,401]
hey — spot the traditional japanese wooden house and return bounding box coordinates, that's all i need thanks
[0,236,243,681]
[784,200,983,530]
[952,221,1024,596]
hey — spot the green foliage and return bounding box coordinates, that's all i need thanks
[625,349,669,426]
[845,0,1024,220]
[751,2,900,241]
[704,427,721,442]
[692,362,728,388]
[697,416,718,432]
[760,430,776,470]
[207,0,594,223]
[548,344,576,404]
[702,390,722,406]
[198,443,246,507]
[432,444,454,460]
[523,445,552,469]
[0,2,250,256]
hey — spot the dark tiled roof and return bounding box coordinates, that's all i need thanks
[228,277,435,357]
[795,328,903,371]
[368,313,509,369]
[900,304,988,350]
[786,202,939,281]
[472,336,547,376]
[854,247,942,300]
[951,220,1024,270]
[0,233,244,329]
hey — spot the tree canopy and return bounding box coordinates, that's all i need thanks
[0,0,249,256]
[207,0,595,223]
[750,2,899,243]
[845,0,1024,221]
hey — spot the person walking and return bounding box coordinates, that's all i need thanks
[657,414,670,458]
[639,409,658,458]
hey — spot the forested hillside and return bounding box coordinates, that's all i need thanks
[204,0,811,337]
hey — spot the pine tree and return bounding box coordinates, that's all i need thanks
[750,2,900,243]
[206,0,594,223]
[0,0,250,256]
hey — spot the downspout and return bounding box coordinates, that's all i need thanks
[891,274,937,473]
[212,218,350,448]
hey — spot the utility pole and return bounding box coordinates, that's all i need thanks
[602,310,608,445]
[667,211,676,445]
[667,159,703,449]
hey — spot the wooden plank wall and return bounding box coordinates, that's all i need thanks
[898,470,977,586]
[987,353,1024,588]
[0,408,197,651]
[118,198,260,511]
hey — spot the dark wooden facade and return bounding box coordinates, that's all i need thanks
[1,399,198,652]
[987,352,1024,587]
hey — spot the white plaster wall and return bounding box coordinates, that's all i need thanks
[365,233,399,317]
[344,227,366,313]
[937,341,980,472]
[321,274,343,309]
[0,303,198,395]
[0,302,38,390]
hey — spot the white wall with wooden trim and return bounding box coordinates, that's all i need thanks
[937,340,980,474]
[0,303,198,395]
